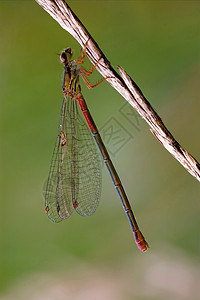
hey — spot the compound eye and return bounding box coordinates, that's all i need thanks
[66,48,72,55]
[60,51,67,63]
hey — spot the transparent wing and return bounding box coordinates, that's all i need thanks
[44,97,102,222]
[44,99,74,222]
[74,107,102,216]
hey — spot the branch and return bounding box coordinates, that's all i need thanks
[35,0,200,182]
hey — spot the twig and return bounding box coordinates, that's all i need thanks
[35,0,200,182]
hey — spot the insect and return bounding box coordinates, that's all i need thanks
[44,43,149,252]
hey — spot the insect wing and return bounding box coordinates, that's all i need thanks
[74,111,102,216]
[44,100,74,222]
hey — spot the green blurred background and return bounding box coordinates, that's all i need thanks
[1,1,200,299]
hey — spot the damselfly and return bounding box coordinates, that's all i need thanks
[44,44,149,252]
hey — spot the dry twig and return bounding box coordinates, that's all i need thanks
[35,0,200,182]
